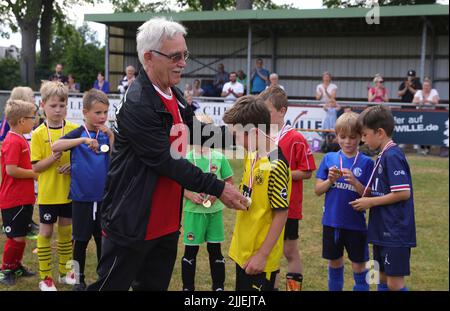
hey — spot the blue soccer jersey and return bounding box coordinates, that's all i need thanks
[316,150,374,231]
[63,126,110,202]
[367,145,416,247]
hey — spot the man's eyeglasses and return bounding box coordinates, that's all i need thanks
[150,50,189,62]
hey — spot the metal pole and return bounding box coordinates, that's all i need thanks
[105,25,110,82]
[246,23,252,95]
[272,30,277,73]
[419,18,427,83]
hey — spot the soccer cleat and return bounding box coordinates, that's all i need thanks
[286,278,302,291]
[72,281,87,291]
[39,276,57,291]
[14,265,36,278]
[59,271,77,285]
[0,269,16,286]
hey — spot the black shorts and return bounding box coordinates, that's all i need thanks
[284,218,299,241]
[72,201,102,241]
[39,203,72,224]
[322,226,369,263]
[235,263,278,291]
[373,245,411,277]
[1,205,33,238]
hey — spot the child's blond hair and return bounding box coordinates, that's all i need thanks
[4,99,37,126]
[40,81,68,103]
[335,112,362,137]
[10,86,34,103]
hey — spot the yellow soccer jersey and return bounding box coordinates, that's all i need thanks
[229,147,292,273]
[31,121,79,204]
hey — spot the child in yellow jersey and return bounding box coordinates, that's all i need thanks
[223,96,292,291]
[31,82,79,291]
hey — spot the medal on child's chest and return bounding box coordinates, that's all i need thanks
[243,153,258,209]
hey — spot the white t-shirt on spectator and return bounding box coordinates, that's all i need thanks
[414,89,439,109]
[316,83,337,102]
[222,81,244,103]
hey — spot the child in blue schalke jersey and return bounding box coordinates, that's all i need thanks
[315,112,374,291]
[52,89,114,290]
[351,105,416,291]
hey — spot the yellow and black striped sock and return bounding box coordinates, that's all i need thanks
[37,235,52,280]
[57,225,73,276]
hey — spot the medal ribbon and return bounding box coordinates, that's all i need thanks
[339,151,360,174]
[362,140,396,197]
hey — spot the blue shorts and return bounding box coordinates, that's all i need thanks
[322,226,369,263]
[373,245,411,277]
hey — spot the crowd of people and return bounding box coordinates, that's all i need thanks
[0,17,431,293]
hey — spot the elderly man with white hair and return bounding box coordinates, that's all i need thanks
[87,17,246,291]
[117,65,136,95]
[266,73,285,91]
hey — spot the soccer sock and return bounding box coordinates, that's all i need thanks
[328,266,344,291]
[286,272,303,291]
[94,236,102,263]
[181,245,199,291]
[377,283,389,291]
[57,225,72,276]
[1,238,22,271]
[207,243,225,291]
[353,270,369,291]
[72,240,88,283]
[37,234,52,279]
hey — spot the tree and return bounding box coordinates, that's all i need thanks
[0,0,98,89]
[323,0,436,8]
[47,23,104,92]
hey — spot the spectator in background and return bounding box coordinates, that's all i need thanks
[322,98,341,133]
[250,58,269,94]
[184,83,194,98]
[266,73,285,91]
[213,63,229,97]
[118,65,136,95]
[237,70,247,93]
[49,63,68,84]
[192,79,204,97]
[398,70,422,109]
[67,74,80,93]
[316,71,337,103]
[221,72,244,104]
[368,74,389,103]
[93,71,110,94]
[413,77,440,156]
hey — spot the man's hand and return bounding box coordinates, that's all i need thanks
[219,182,247,210]
[349,197,374,212]
[243,252,267,275]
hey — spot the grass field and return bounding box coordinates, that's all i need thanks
[0,152,448,291]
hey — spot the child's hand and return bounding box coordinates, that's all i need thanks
[349,197,373,212]
[327,166,341,184]
[209,195,217,205]
[85,138,99,153]
[58,164,71,175]
[33,172,39,180]
[342,168,357,187]
[52,151,62,161]
[186,191,204,205]
[243,253,267,275]
[97,124,113,137]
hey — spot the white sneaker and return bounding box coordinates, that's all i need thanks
[39,277,57,291]
[59,271,77,285]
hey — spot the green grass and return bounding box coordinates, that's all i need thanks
[0,153,448,291]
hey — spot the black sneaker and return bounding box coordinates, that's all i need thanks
[14,265,36,278]
[72,281,87,291]
[0,269,16,286]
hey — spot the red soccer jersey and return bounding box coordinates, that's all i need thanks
[145,87,187,240]
[278,129,316,220]
[0,132,35,209]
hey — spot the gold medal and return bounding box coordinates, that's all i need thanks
[246,197,252,207]
[100,144,110,153]
[202,200,211,208]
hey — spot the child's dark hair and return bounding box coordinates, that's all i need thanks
[358,105,395,137]
[223,95,271,133]
[258,86,288,111]
[82,88,109,110]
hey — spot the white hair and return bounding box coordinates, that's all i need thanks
[270,73,279,79]
[136,17,187,65]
